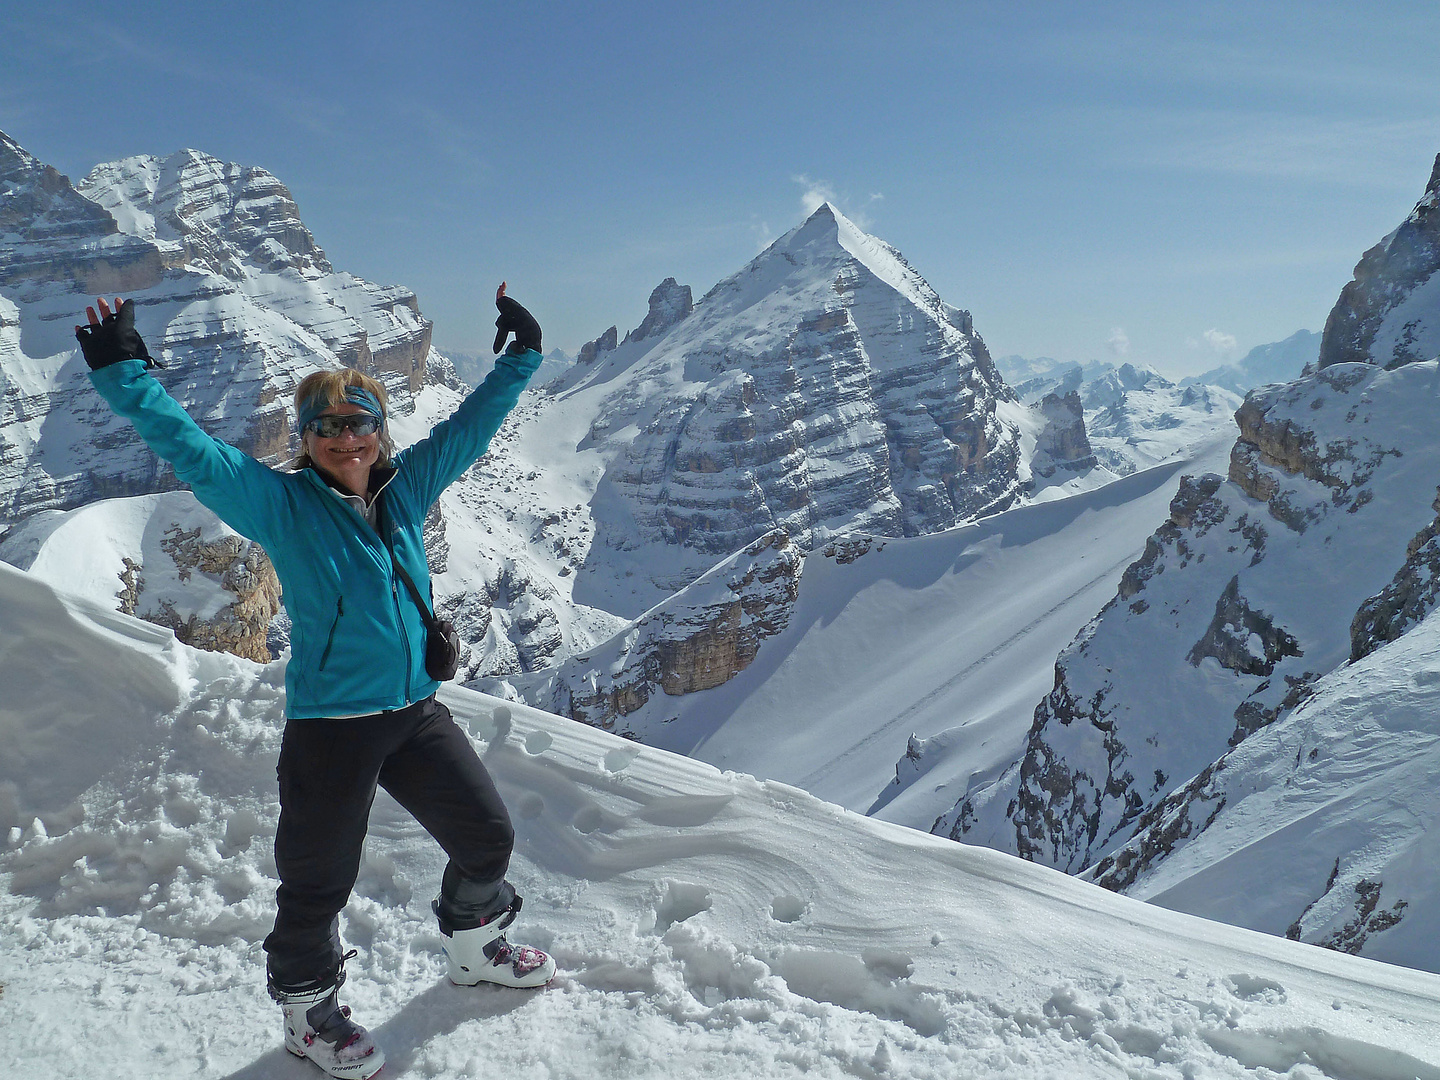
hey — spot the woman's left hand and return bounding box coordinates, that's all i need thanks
[74,297,160,370]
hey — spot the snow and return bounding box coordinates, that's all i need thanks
[488,429,1237,838]
[1120,593,1440,973]
[4,560,1439,1078]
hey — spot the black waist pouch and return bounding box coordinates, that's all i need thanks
[425,617,461,681]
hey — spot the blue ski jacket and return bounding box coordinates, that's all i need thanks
[89,350,542,718]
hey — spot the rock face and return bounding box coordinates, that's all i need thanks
[1350,487,1440,662]
[0,490,281,662]
[558,203,1023,593]
[1319,153,1440,370]
[0,132,164,297]
[1029,391,1095,477]
[0,133,433,529]
[621,278,693,346]
[478,530,802,732]
[576,325,618,365]
[137,524,281,662]
[940,358,1440,876]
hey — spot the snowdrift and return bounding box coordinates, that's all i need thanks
[2,560,1439,1078]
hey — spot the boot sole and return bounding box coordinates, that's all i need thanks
[285,1042,386,1080]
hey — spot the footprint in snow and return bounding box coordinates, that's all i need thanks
[603,745,641,773]
[654,881,712,933]
[1225,973,1287,1003]
[771,895,807,923]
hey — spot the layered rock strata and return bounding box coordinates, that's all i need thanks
[477,530,802,732]
[563,204,1022,593]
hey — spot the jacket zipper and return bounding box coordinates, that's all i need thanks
[318,595,343,671]
[378,496,415,702]
[391,569,414,701]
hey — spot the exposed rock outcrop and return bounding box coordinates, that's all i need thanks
[1319,153,1440,370]
[1350,487,1440,661]
[477,530,802,731]
[576,325,618,365]
[139,524,282,662]
[622,278,693,346]
[1029,391,1095,477]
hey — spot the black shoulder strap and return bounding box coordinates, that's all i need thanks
[377,491,439,630]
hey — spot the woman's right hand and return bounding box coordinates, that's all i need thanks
[492,282,542,355]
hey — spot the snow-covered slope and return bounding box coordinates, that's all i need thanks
[482,431,1236,836]
[947,357,1440,871]
[3,558,1439,1079]
[1087,596,1440,972]
[933,155,1440,975]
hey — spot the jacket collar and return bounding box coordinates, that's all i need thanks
[304,462,398,506]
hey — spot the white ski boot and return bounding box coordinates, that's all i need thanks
[436,893,555,988]
[273,978,385,1079]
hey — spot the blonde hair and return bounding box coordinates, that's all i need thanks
[293,369,395,468]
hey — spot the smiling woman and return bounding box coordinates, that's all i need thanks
[73,286,554,1080]
[292,369,395,499]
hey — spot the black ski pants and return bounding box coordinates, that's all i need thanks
[263,695,514,992]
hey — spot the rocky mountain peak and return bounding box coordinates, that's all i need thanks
[78,148,332,279]
[553,202,1023,598]
[0,128,160,296]
[622,277,693,345]
[1318,150,1440,370]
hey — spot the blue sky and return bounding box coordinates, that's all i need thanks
[6,1,1439,374]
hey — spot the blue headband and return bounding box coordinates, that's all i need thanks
[298,386,385,433]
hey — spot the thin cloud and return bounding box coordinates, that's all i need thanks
[1203,328,1238,354]
[793,174,838,216]
[1107,327,1130,357]
[790,176,878,228]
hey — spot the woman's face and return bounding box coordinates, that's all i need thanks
[304,400,381,492]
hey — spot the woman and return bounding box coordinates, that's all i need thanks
[77,287,553,1080]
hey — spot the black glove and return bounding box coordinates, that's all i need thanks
[493,294,542,355]
[75,300,162,370]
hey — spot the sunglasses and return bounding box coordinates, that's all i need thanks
[306,414,382,438]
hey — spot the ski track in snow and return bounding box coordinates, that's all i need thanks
[2,562,1439,1078]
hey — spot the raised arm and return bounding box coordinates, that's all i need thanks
[395,284,544,508]
[78,298,289,544]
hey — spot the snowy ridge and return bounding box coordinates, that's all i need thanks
[3,558,1439,1078]
[1086,599,1440,971]
[945,358,1440,964]
[484,431,1236,839]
